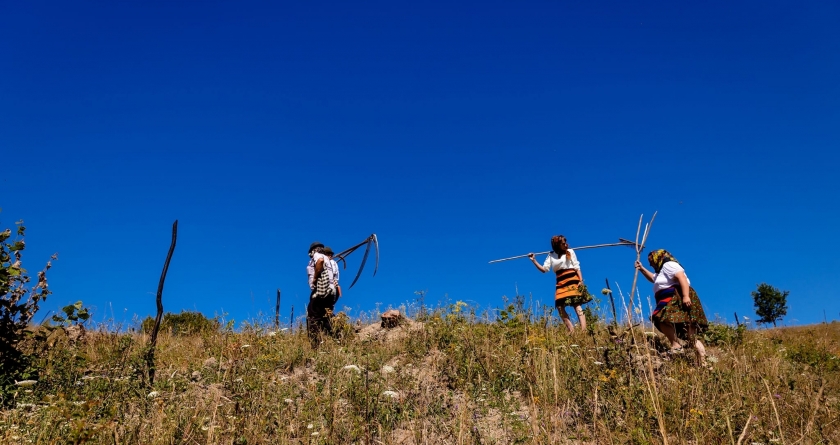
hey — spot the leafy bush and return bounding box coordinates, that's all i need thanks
[51,301,90,326]
[0,219,55,402]
[702,322,745,346]
[140,311,219,335]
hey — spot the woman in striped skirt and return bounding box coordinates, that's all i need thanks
[529,235,591,332]
[635,249,708,365]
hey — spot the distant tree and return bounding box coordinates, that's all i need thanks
[751,283,789,327]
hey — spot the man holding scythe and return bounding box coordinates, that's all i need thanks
[306,241,335,347]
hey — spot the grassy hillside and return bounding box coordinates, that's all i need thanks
[1,306,838,444]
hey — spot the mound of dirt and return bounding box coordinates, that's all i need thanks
[356,317,424,342]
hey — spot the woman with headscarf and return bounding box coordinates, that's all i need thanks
[635,249,708,364]
[528,235,591,332]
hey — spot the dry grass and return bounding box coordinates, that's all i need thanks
[1,305,838,445]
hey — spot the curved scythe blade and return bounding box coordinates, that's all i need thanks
[372,234,379,276]
[348,237,372,289]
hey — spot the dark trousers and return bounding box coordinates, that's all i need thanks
[306,291,336,347]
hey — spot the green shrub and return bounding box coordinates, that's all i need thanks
[702,322,745,346]
[0,219,55,404]
[141,311,219,335]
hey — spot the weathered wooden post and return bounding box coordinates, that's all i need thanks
[146,220,177,386]
[605,278,618,326]
[275,289,281,329]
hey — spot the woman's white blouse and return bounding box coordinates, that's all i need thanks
[652,261,690,294]
[542,249,580,272]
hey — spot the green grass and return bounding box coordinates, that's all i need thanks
[1,306,838,444]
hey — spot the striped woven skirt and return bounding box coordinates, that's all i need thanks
[651,286,709,338]
[554,269,591,307]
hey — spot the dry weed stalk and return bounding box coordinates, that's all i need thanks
[622,212,669,444]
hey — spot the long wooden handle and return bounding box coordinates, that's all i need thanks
[488,240,637,264]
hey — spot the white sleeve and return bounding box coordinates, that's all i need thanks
[542,255,552,271]
[568,249,581,270]
[661,262,684,281]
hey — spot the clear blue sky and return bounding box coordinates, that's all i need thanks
[2,1,838,327]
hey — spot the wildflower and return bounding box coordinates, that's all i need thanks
[267,331,277,337]
[593,361,604,365]
[381,390,400,399]
[707,356,719,363]
[147,391,160,399]
[774,394,781,399]
[284,399,293,404]
[570,344,579,348]
[601,288,611,295]
[240,344,251,349]
[381,365,395,374]
[311,432,319,436]
[342,365,363,374]
[14,380,37,387]
[307,424,314,429]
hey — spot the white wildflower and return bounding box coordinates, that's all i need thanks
[570,344,579,348]
[267,331,277,337]
[381,365,395,374]
[307,423,314,429]
[342,365,363,374]
[593,361,604,365]
[284,398,294,404]
[240,344,251,349]
[707,356,719,363]
[147,391,160,399]
[601,288,611,295]
[381,390,400,399]
[311,432,319,436]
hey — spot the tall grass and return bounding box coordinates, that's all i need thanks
[1,304,838,444]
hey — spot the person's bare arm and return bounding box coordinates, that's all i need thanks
[675,271,691,307]
[528,253,548,273]
[635,261,655,283]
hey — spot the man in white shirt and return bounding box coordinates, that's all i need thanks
[306,241,335,347]
[323,246,341,303]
